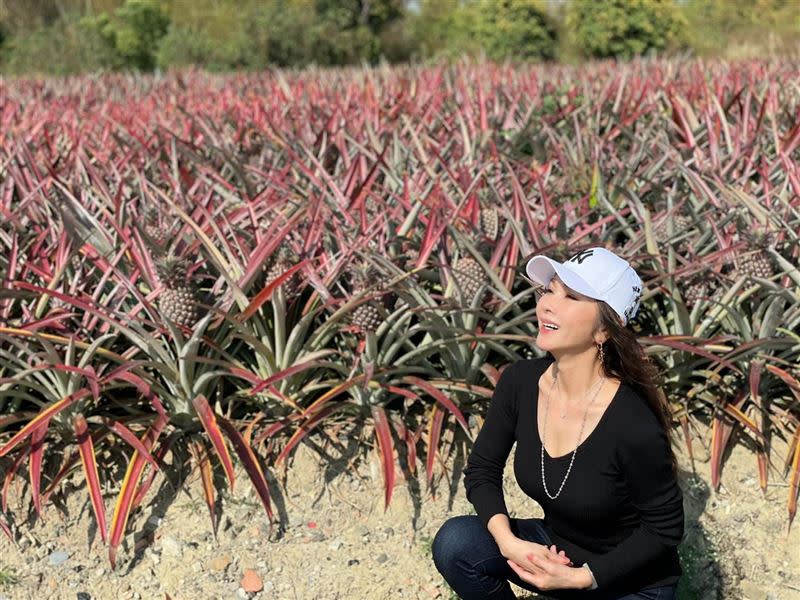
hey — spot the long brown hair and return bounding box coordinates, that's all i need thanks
[593,302,679,479]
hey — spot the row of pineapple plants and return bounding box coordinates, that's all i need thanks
[0,58,799,570]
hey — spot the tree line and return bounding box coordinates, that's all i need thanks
[0,0,798,75]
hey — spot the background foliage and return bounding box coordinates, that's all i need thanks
[1,0,800,74]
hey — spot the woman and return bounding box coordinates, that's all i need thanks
[432,247,685,599]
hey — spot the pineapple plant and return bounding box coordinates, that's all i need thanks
[265,240,301,299]
[156,255,200,327]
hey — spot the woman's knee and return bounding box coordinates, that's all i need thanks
[431,514,480,572]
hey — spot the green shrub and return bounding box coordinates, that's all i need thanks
[413,0,557,62]
[682,0,800,57]
[565,0,688,60]
[466,0,558,61]
[86,0,170,71]
[1,17,118,75]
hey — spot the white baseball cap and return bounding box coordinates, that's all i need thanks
[525,247,644,326]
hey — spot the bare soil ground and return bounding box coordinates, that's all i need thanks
[0,418,798,600]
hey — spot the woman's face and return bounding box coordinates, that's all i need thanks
[534,275,603,353]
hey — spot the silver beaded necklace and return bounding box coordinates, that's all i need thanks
[540,364,606,500]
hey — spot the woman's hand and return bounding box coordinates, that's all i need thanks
[498,537,574,586]
[505,546,592,591]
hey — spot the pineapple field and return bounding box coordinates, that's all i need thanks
[0,58,799,599]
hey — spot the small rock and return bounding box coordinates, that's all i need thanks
[209,554,232,572]
[191,562,203,574]
[236,589,249,600]
[740,581,763,600]
[348,558,360,566]
[384,527,394,537]
[241,568,263,593]
[329,540,343,551]
[357,525,370,536]
[146,515,162,528]
[48,550,70,566]
[376,553,388,564]
[76,593,91,600]
[160,536,182,558]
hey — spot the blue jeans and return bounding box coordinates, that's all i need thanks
[432,515,678,600]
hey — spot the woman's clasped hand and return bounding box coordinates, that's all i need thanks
[501,538,591,591]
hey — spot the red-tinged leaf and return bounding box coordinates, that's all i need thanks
[382,385,419,401]
[108,415,167,569]
[190,439,217,535]
[416,210,442,269]
[389,415,417,475]
[0,388,91,457]
[12,282,140,339]
[191,395,235,490]
[97,364,162,415]
[300,376,366,420]
[710,391,747,491]
[249,360,322,396]
[0,514,12,543]
[426,406,446,492]
[3,444,28,513]
[29,418,49,517]
[276,404,342,465]
[480,363,501,387]
[252,416,295,446]
[640,336,741,374]
[765,364,800,401]
[371,406,395,511]
[227,367,262,386]
[42,427,109,505]
[132,431,180,511]
[749,360,768,494]
[217,416,274,524]
[104,419,160,470]
[710,415,723,491]
[239,260,308,322]
[403,376,470,437]
[74,414,107,543]
[789,425,800,532]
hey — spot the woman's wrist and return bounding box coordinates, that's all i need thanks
[495,533,518,556]
[576,563,597,589]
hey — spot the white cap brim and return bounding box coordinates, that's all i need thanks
[525,255,602,299]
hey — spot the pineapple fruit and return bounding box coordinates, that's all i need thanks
[265,240,301,299]
[653,213,692,247]
[733,230,775,281]
[156,255,200,327]
[452,254,487,306]
[478,190,499,242]
[142,207,172,254]
[349,262,383,333]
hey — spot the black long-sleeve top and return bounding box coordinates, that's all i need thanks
[463,356,685,596]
